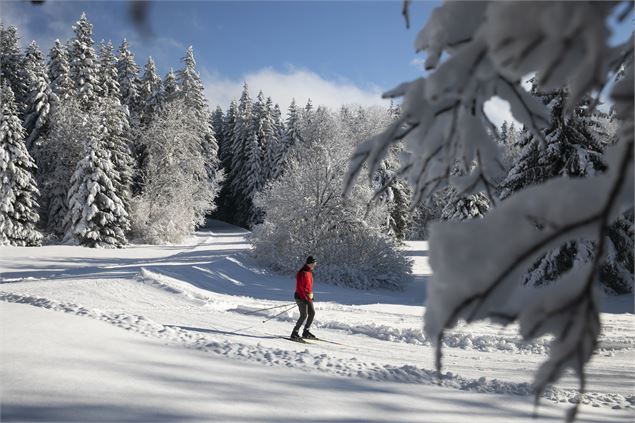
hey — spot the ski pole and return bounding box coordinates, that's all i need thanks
[262,304,296,323]
[242,303,295,315]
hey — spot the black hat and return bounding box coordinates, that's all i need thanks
[306,256,316,264]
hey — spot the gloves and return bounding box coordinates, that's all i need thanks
[307,292,314,301]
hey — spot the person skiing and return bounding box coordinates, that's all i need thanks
[290,256,317,341]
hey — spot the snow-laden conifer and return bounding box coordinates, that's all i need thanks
[98,40,134,218]
[270,99,301,180]
[41,97,87,236]
[23,41,53,151]
[68,13,99,111]
[64,116,128,248]
[0,82,42,246]
[116,38,141,118]
[48,39,73,101]
[0,25,28,116]
[140,56,162,127]
[177,46,219,179]
[162,68,179,104]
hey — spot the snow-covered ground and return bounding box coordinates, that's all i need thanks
[1,220,634,422]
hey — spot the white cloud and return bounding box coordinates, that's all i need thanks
[483,96,520,128]
[202,66,388,112]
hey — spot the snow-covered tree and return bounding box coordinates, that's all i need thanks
[131,99,221,243]
[345,2,634,419]
[140,56,162,127]
[221,100,237,171]
[97,41,135,218]
[22,41,54,151]
[0,82,42,246]
[270,99,302,180]
[162,68,179,104]
[40,97,87,236]
[252,110,411,289]
[211,106,226,165]
[500,88,607,198]
[177,46,219,181]
[262,97,281,183]
[68,13,99,111]
[116,38,141,119]
[226,83,254,226]
[64,116,128,248]
[441,190,490,221]
[97,41,119,99]
[47,39,73,101]
[500,88,629,294]
[0,24,28,115]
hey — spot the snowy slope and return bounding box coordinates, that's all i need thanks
[1,220,634,422]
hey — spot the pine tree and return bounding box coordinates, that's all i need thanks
[97,41,119,98]
[499,87,630,292]
[140,56,162,127]
[64,116,128,248]
[228,83,254,224]
[441,190,490,221]
[178,46,218,179]
[211,106,226,166]
[116,38,141,119]
[162,68,179,104]
[68,13,99,111]
[41,97,87,236]
[0,82,42,246]
[0,24,28,116]
[221,101,237,172]
[500,88,607,197]
[262,97,280,183]
[242,131,263,225]
[48,39,73,101]
[98,40,134,219]
[213,101,237,221]
[271,99,302,180]
[23,41,54,151]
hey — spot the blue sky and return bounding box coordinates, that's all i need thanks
[3,1,439,111]
[2,1,632,121]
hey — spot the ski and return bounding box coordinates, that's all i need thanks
[310,337,342,345]
[279,336,309,344]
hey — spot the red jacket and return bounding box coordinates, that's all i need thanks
[295,265,313,301]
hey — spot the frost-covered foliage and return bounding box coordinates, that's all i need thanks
[64,114,128,248]
[47,40,72,101]
[0,82,42,246]
[68,13,99,111]
[500,88,608,198]
[345,2,633,420]
[0,24,28,116]
[116,38,141,119]
[131,99,221,244]
[178,46,219,180]
[38,97,87,235]
[139,56,162,128]
[22,41,53,151]
[497,121,523,170]
[270,99,302,180]
[96,44,135,219]
[441,190,490,221]
[252,109,411,290]
[499,88,631,294]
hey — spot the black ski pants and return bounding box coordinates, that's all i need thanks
[293,297,315,332]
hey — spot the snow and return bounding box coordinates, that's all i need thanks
[1,219,634,422]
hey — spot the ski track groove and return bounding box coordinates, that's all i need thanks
[2,290,633,411]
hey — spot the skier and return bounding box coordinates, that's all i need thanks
[290,256,317,341]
